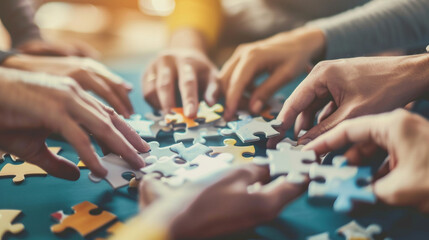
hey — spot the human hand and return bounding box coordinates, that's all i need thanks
[303,110,429,212]
[135,164,306,239]
[220,28,325,120]
[142,48,220,118]
[269,54,429,148]
[2,55,134,118]
[16,39,99,58]
[0,68,150,180]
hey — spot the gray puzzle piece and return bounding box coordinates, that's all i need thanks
[222,116,282,143]
[170,143,213,162]
[174,122,221,144]
[253,142,317,183]
[88,153,144,189]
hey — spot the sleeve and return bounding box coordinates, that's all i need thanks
[0,50,16,64]
[166,0,223,47]
[306,0,429,59]
[0,0,42,48]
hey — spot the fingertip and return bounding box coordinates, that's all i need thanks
[250,99,263,114]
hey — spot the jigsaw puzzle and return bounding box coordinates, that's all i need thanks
[173,122,221,144]
[0,210,25,239]
[309,156,376,212]
[0,162,47,183]
[141,156,187,177]
[51,201,116,237]
[127,113,173,139]
[88,154,144,189]
[163,153,234,187]
[221,116,282,143]
[337,221,382,240]
[139,141,181,164]
[165,107,201,128]
[253,142,317,183]
[170,143,213,162]
[196,102,224,123]
[210,139,255,164]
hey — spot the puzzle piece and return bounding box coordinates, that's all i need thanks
[221,116,282,143]
[0,150,6,163]
[51,201,116,237]
[279,137,304,151]
[77,161,86,168]
[126,113,173,139]
[0,210,25,239]
[253,142,317,183]
[166,108,201,128]
[196,102,224,123]
[163,153,234,187]
[144,113,174,137]
[210,139,255,164]
[306,232,330,240]
[0,162,47,183]
[170,143,213,162]
[141,156,187,177]
[309,156,376,212]
[337,221,382,240]
[173,122,221,144]
[139,142,181,164]
[88,154,144,189]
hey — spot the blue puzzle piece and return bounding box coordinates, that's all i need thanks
[170,143,213,162]
[308,156,376,212]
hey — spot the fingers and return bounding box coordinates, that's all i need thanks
[229,164,270,185]
[343,141,381,165]
[257,176,307,209]
[96,73,135,116]
[317,101,337,124]
[156,61,177,113]
[26,144,80,181]
[294,98,330,138]
[177,63,199,118]
[142,64,161,109]
[203,69,221,106]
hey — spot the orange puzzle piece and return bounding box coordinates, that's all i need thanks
[51,201,117,237]
[165,107,200,128]
[210,139,255,164]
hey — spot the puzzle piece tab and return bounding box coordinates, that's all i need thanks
[309,156,376,212]
[196,102,224,123]
[173,122,221,144]
[337,220,382,240]
[210,139,255,164]
[170,143,213,162]
[253,142,316,183]
[0,162,47,183]
[51,201,116,237]
[0,210,25,239]
[88,154,144,189]
[221,116,282,143]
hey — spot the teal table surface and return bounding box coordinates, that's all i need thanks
[1,56,428,240]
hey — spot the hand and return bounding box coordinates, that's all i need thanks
[135,164,306,239]
[304,110,429,212]
[269,54,429,148]
[220,28,325,120]
[16,39,99,58]
[142,28,220,118]
[2,55,134,118]
[0,68,150,180]
[142,49,220,118]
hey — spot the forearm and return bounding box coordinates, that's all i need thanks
[0,0,41,48]
[306,0,429,59]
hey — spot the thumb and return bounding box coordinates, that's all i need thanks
[373,168,405,206]
[26,145,80,181]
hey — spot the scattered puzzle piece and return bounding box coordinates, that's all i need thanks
[337,221,382,240]
[0,210,25,239]
[196,102,224,123]
[253,142,317,183]
[77,161,86,169]
[221,116,282,143]
[210,139,255,164]
[163,153,234,187]
[144,113,175,137]
[0,162,47,183]
[141,156,187,177]
[173,122,221,144]
[51,201,116,237]
[166,108,201,128]
[309,156,376,212]
[306,232,330,240]
[141,142,181,163]
[170,143,213,162]
[88,154,144,189]
[279,137,304,151]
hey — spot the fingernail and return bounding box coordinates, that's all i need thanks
[299,138,312,145]
[124,82,133,90]
[251,100,263,113]
[184,102,196,117]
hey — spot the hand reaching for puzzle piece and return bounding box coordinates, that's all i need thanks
[304,110,429,212]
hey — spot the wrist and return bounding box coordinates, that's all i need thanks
[169,28,209,54]
[292,27,326,60]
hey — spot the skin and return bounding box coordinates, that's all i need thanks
[303,110,429,212]
[112,164,306,240]
[16,39,100,58]
[0,68,150,180]
[2,54,134,118]
[267,54,429,148]
[142,28,220,118]
[219,27,326,120]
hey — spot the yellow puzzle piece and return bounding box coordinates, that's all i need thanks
[210,139,255,164]
[0,210,25,239]
[197,102,224,123]
[0,162,47,183]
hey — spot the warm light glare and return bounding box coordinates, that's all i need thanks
[138,0,175,16]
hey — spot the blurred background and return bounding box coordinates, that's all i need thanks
[0,0,173,67]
